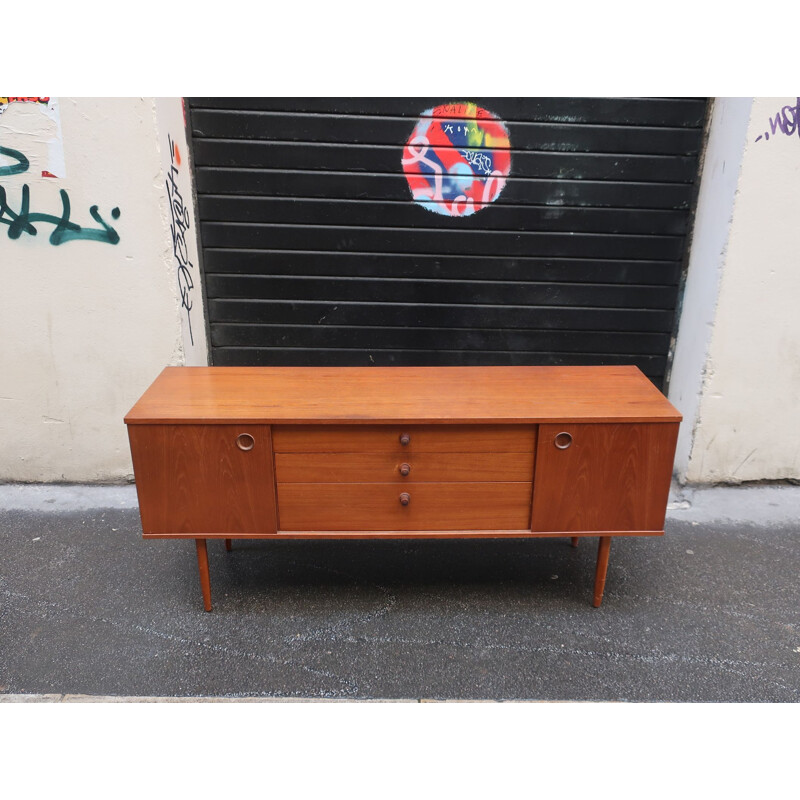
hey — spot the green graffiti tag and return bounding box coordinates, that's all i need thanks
[0,145,120,245]
[0,145,29,177]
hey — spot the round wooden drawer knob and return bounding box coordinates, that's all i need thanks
[399,492,411,506]
[399,463,411,476]
[554,431,573,450]
[399,432,411,446]
[236,433,255,451]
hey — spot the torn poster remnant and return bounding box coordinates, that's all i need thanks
[0,97,66,178]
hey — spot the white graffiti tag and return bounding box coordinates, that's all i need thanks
[461,149,494,175]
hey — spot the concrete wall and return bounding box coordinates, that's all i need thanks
[0,97,206,482]
[671,97,800,483]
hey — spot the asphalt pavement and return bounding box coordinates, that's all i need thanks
[1,482,798,701]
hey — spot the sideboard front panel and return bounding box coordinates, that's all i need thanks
[274,423,536,532]
[129,424,278,535]
[531,422,679,533]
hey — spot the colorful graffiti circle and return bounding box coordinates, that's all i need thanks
[402,103,511,217]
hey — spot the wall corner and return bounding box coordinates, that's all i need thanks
[667,97,753,483]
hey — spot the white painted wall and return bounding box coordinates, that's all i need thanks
[672,97,800,483]
[0,97,206,482]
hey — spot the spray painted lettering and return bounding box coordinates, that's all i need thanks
[461,149,494,176]
[754,98,800,143]
[0,145,120,245]
[165,135,195,345]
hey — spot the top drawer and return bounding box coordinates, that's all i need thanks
[272,425,536,454]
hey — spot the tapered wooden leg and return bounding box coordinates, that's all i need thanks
[224,538,232,552]
[195,538,212,612]
[593,536,612,607]
[571,537,579,548]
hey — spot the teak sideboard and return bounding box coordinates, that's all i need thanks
[124,366,681,611]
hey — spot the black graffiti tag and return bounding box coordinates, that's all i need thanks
[166,135,195,345]
[0,145,120,245]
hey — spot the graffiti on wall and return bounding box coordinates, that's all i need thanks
[165,135,195,345]
[0,96,66,178]
[0,145,121,245]
[0,97,50,114]
[754,98,800,143]
[402,103,511,217]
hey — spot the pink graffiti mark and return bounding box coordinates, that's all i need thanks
[481,172,507,205]
[402,135,445,205]
[754,98,800,142]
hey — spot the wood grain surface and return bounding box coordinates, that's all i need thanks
[124,366,682,425]
[142,529,664,540]
[128,424,278,535]
[277,482,532,531]
[594,537,612,607]
[275,450,535,483]
[530,422,679,533]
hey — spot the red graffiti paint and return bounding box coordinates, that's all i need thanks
[0,97,51,116]
[402,103,511,217]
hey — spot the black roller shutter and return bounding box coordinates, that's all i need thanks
[186,97,708,388]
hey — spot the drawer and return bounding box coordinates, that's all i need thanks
[275,451,534,483]
[277,482,532,531]
[272,424,536,454]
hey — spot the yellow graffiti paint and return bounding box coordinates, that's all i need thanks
[466,125,485,148]
[484,132,510,149]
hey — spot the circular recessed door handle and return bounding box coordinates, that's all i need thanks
[399,432,411,446]
[399,463,411,476]
[399,492,411,506]
[554,431,573,450]
[236,433,255,451]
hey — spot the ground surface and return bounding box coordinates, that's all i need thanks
[1,484,798,701]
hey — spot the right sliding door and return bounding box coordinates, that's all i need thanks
[531,423,679,533]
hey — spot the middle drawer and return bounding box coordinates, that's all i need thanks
[275,450,534,483]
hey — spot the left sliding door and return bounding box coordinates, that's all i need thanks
[128,424,277,535]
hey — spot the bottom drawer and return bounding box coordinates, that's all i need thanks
[277,482,532,531]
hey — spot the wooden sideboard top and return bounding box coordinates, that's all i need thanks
[125,366,682,425]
